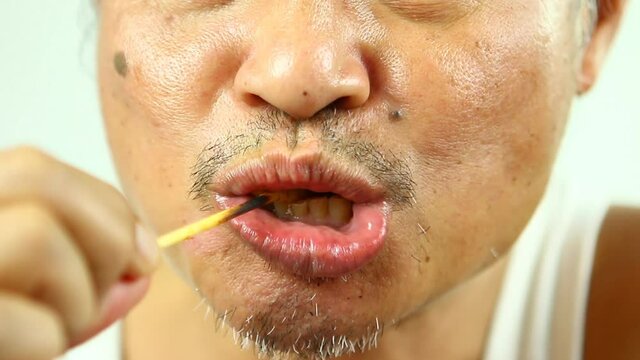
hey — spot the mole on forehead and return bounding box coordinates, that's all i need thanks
[114,51,128,78]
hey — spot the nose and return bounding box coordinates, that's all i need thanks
[234,13,370,119]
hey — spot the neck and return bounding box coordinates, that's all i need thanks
[125,256,508,360]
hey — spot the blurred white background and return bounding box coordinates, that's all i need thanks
[0,0,638,359]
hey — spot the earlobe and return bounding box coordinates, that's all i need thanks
[578,33,605,95]
[577,0,627,95]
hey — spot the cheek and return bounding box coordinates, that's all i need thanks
[103,14,253,229]
[398,1,575,173]
[98,12,244,233]
[393,13,576,284]
[117,13,244,133]
[405,19,571,191]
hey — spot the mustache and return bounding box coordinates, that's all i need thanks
[189,108,417,210]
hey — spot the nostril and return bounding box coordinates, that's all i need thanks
[241,92,269,108]
[329,97,346,109]
[329,94,366,110]
[313,96,357,118]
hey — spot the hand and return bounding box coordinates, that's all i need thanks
[0,147,158,360]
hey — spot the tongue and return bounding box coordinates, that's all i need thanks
[272,195,353,228]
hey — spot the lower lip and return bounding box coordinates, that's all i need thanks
[215,196,389,277]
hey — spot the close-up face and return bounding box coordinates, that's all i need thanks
[98,0,589,357]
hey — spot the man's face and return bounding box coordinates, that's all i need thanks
[99,0,584,356]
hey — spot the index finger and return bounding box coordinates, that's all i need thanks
[0,147,157,295]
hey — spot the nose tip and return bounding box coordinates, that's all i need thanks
[234,43,370,119]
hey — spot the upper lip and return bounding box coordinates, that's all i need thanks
[208,151,386,204]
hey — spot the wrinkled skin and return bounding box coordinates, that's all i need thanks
[98,0,595,358]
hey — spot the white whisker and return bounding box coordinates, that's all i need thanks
[193,297,207,311]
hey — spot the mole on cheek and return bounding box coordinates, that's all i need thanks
[114,51,128,78]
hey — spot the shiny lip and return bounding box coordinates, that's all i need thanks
[205,151,390,278]
[209,151,386,203]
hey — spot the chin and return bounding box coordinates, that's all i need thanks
[185,242,402,359]
[206,285,387,359]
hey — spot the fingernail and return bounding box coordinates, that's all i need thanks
[135,224,159,268]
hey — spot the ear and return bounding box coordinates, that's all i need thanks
[578,0,628,94]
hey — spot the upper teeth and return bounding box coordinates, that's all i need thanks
[271,195,353,227]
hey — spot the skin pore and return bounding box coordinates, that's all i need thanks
[95,0,611,359]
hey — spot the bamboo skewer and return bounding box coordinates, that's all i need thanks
[157,195,271,248]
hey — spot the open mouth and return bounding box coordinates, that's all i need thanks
[260,190,353,229]
[208,153,390,278]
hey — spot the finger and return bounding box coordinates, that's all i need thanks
[0,292,66,360]
[0,202,97,339]
[0,147,157,296]
[71,276,150,348]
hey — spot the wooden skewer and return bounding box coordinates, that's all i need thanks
[157,195,271,248]
[157,191,309,248]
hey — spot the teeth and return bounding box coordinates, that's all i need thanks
[267,192,353,228]
[328,196,352,225]
[290,201,309,219]
[308,197,329,220]
[273,202,289,218]
[269,190,309,203]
